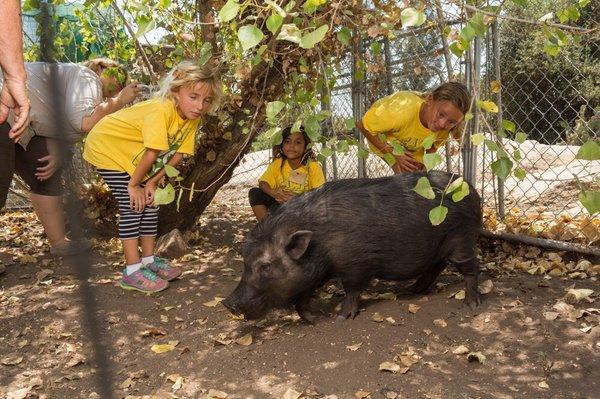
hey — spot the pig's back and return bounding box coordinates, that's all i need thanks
[279,171,481,279]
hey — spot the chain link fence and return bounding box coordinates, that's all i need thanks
[5,0,599,249]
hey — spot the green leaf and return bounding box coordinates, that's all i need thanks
[337,27,351,46]
[238,25,264,51]
[445,177,464,194]
[423,153,443,171]
[513,149,522,161]
[471,133,485,146]
[580,190,600,215]
[135,17,155,38]
[515,131,527,144]
[291,119,302,133]
[266,13,283,35]
[477,100,499,113]
[357,145,370,159]
[154,184,176,206]
[336,140,349,153]
[198,42,212,66]
[300,24,329,49]
[390,142,405,156]
[164,164,179,177]
[502,119,516,133]
[514,167,526,181]
[304,116,321,141]
[219,0,240,22]
[464,112,474,121]
[491,157,513,181]
[401,7,426,28]
[449,42,465,57]
[429,205,448,226]
[576,140,600,160]
[320,146,333,157]
[452,182,470,202]
[484,139,500,152]
[345,118,356,130]
[510,0,527,5]
[421,134,436,150]
[383,153,396,166]
[413,177,435,200]
[266,101,286,121]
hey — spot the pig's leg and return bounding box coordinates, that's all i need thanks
[408,261,446,294]
[295,292,316,324]
[338,291,360,320]
[338,279,364,319]
[452,257,481,309]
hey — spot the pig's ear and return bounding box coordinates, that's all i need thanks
[285,230,313,260]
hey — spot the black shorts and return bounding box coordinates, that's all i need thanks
[248,187,279,209]
[0,123,65,207]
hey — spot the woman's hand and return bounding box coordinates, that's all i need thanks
[144,179,158,206]
[127,184,146,212]
[35,154,61,181]
[117,83,142,105]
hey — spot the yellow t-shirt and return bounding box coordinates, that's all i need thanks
[362,91,449,163]
[83,98,199,176]
[259,158,325,194]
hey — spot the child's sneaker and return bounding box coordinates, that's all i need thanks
[146,257,182,281]
[120,267,168,293]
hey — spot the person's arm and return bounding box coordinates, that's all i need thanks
[127,148,160,212]
[80,83,140,133]
[144,152,184,204]
[259,180,292,203]
[0,0,29,137]
[357,120,422,173]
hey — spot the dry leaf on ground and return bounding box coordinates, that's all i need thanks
[407,304,420,313]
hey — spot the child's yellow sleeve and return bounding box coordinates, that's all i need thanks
[141,106,170,151]
[362,95,404,137]
[308,162,325,189]
[259,159,280,189]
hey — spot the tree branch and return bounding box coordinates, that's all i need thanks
[110,1,158,84]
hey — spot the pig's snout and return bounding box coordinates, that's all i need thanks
[222,296,242,315]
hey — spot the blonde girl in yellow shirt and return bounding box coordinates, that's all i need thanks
[358,82,471,174]
[83,61,221,293]
[249,126,325,221]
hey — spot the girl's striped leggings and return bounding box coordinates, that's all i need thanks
[97,169,158,240]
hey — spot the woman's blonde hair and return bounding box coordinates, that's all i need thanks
[157,61,222,113]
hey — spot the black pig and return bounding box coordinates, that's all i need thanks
[223,171,482,322]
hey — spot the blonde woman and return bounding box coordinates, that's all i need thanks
[83,61,222,293]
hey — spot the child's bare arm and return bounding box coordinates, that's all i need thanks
[144,153,184,205]
[128,148,160,212]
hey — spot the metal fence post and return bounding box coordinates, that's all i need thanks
[492,21,506,219]
[353,33,366,179]
[462,31,480,185]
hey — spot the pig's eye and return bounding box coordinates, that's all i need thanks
[258,262,272,274]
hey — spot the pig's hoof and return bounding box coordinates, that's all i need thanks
[298,311,316,324]
[465,292,482,310]
[337,308,359,320]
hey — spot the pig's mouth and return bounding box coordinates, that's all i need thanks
[222,292,272,320]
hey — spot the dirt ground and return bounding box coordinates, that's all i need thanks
[0,185,598,399]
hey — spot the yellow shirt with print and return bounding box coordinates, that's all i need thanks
[260,158,325,194]
[83,98,199,176]
[361,91,449,163]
